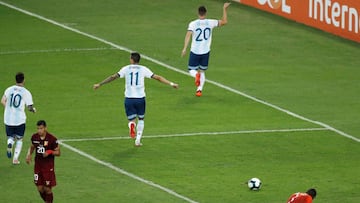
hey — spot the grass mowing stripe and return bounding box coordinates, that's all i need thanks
[208,80,360,143]
[60,142,199,203]
[60,127,329,142]
[1,0,357,144]
[0,47,116,55]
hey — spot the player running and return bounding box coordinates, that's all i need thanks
[1,72,36,164]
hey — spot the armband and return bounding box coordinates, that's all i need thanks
[46,150,54,155]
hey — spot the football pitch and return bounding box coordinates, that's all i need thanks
[0,0,359,202]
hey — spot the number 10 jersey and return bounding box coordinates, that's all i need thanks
[3,85,33,126]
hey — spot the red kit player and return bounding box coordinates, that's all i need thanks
[287,188,317,203]
[26,120,61,203]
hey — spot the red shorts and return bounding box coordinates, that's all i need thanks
[34,169,56,187]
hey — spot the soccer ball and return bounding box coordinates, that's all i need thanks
[247,177,262,191]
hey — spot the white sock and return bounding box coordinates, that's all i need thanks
[198,72,206,91]
[7,138,15,147]
[136,120,144,143]
[13,139,23,161]
[189,70,197,78]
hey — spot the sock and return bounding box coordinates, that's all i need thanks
[189,70,197,77]
[198,72,206,91]
[7,138,15,147]
[13,139,23,161]
[39,192,46,201]
[128,121,136,129]
[45,192,53,203]
[136,120,144,143]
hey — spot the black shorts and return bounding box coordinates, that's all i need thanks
[5,124,26,139]
[124,97,146,120]
[188,51,210,71]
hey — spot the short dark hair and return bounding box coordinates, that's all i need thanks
[131,52,141,63]
[306,188,317,199]
[15,72,25,83]
[198,6,207,16]
[37,120,47,127]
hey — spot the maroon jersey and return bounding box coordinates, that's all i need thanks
[31,132,58,172]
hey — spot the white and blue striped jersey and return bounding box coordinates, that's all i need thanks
[3,85,33,126]
[188,19,219,55]
[118,64,154,98]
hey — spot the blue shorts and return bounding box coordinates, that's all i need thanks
[124,97,146,120]
[188,51,210,71]
[5,124,26,139]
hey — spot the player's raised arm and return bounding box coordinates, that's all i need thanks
[218,2,231,26]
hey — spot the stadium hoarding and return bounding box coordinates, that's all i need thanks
[234,0,360,43]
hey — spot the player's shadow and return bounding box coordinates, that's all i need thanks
[111,143,142,160]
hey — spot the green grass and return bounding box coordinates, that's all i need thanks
[0,0,359,202]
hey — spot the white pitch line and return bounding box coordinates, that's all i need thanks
[60,127,329,142]
[0,2,357,143]
[0,47,116,55]
[59,141,198,203]
[207,81,360,143]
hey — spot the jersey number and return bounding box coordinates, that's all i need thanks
[130,72,139,86]
[37,146,45,154]
[9,93,22,108]
[195,28,211,41]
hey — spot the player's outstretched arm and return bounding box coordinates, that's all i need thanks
[152,74,179,89]
[219,2,231,26]
[93,73,119,90]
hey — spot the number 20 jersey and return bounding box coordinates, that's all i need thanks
[3,85,33,126]
[188,19,219,55]
[31,132,58,172]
